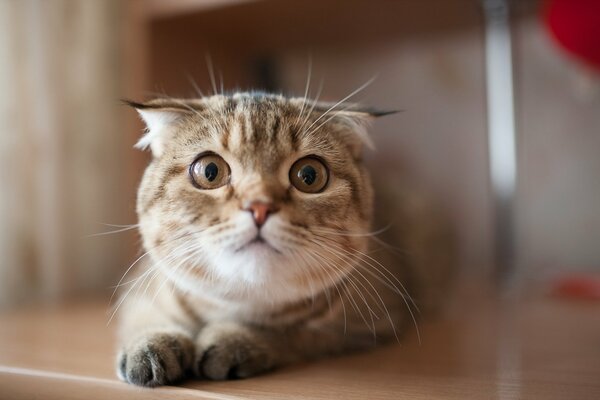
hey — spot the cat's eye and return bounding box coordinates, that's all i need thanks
[190,153,230,189]
[289,157,329,193]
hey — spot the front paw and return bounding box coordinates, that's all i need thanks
[195,323,275,380]
[117,332,195,387]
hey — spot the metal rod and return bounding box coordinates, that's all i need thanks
[482,0,518,283]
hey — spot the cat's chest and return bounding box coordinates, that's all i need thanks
[183,288,337,327]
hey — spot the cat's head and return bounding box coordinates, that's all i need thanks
[131,93,390,305]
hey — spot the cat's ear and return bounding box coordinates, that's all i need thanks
[311,102,399,151]
[124,100,194,157]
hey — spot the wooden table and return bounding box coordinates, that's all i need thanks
[1,293,599,399]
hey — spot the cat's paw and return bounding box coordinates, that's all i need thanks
[194,323,275,380]
[117,332,195,387]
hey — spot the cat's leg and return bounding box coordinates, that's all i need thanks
[193,319,388,380]
[193,285,407,380]
[193,322,277,380]
[117,329,195,387]
[116,289,200,387]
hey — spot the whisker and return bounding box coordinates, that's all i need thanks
[302,249,349,334]
[88,225,139,238]
[295,54,313,127]
[142,234,208,299]
[314,235,421,344]
[218,70,224,95]
[311,223,393,238]
[100,223,139,228]
[205,53,218,96]
[301,76,376,135]
[308,240,392,339]
[297,77,324,133]
[289,248,319,307]
[107,226,212,321]
[288,233,377,336]
[108,250,151,305]
[314,233,419,311]
[320,253,378,336]
[187,73,205,97]
[304,102,357,138]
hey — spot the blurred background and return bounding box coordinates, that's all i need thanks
[1,0,599,309]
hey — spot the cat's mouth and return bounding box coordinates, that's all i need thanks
[235,234,281,254]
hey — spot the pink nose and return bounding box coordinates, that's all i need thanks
[244,202,275,227]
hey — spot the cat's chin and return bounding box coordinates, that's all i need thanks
[234,235,281,255]
[218,245,285,282]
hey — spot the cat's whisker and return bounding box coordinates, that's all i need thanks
[313,244,383,319]
[297,77,324,133]
[308,241,392,338]
[312,249,378,336]
[109,228,209,306]
[313,234,420,344]
[88,224,139,237]
[310,223,393,238]
[322,239,420,322]
[101,223,139,228]
[304,103,357,138]
[187,73,205,98]
[109,227,212,317]
[150,242,207,304]
[109,250,153,306]
[205,53,218,96]
[288,248,319,307]
[314,233,418,311]
[107,264,157,326]
[134,241,193,303]
[218,70,224,95]
[306,242,380,316]
[302,249,349,335]
[323,246,399,339]
[293,235,376,335]
[143,238,207,300]
[141,248,196,303]
[369,236,413,257]
[169,98,207,121]
[295,54,313,128]
[301,76,376,136]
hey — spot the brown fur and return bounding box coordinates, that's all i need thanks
[115,93,454,387]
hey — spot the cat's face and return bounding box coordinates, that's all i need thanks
[134,93,377,305]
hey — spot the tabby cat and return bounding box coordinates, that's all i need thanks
[115,92,454,387]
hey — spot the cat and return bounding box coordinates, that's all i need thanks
[115,92,455,387]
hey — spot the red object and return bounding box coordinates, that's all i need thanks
[552,275,600,300]
[544,0,600,70]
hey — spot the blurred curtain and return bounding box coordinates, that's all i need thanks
[0,0,127,307]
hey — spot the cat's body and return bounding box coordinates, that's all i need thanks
[116,93,454,387]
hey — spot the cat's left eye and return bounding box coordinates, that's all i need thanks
[289,157,329,193]
[189,153,230,189]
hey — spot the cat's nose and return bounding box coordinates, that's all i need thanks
[244,201,275,227]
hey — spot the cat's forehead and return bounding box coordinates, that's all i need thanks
[197,93,300,113]
[178,94,335,162]
[136,92,377,162]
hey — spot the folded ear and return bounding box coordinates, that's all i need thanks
[124,100,194,157]
[310,102,399,151]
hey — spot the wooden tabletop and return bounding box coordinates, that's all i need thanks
[1,292,599,399]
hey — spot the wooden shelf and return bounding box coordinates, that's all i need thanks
[141,0,253,18]
[1,294,599,399]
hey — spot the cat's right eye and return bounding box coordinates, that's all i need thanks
[189,153,230,189]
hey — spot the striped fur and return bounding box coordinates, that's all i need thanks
[115,93,454,387]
